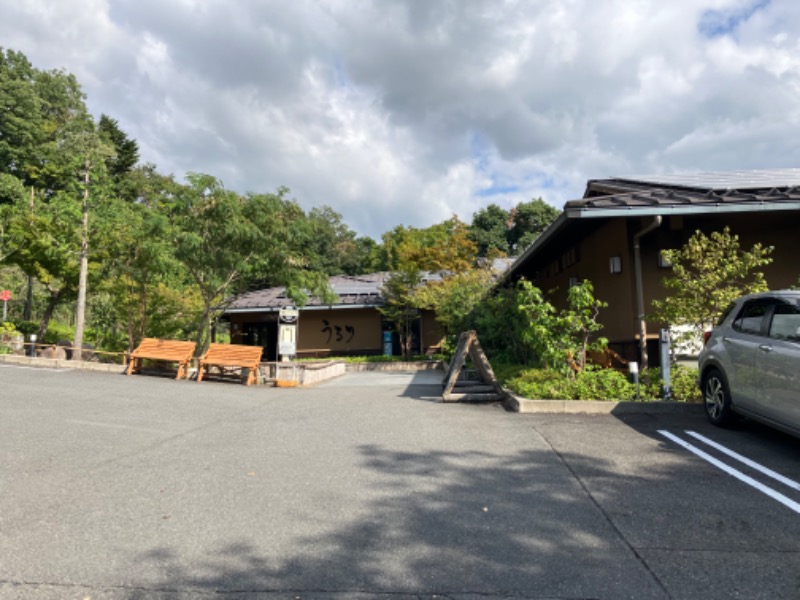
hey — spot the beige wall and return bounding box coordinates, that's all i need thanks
[297,308,383,355]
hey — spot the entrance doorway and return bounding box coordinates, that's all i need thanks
[241,321,278,361]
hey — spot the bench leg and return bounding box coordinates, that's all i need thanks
[197,362,206,382]
[126,357,139,376]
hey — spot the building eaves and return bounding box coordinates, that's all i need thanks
[502,183,800,285]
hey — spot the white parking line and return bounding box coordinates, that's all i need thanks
[658,430,800,515]
[685,430,800,492]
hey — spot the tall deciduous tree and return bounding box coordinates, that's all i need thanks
[168,175,332,352]
[380,217,477,356]
[65,125,115,360]
[0,49,99,339]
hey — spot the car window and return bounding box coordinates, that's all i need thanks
[768,302,800,342]
[732,301,769,335]
[716,301,737,326]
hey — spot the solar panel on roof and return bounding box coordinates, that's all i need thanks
[615,168,800,192]
[332,285,381,295]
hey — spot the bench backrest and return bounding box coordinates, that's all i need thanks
[202,343,263,364]
[132,338,196,358]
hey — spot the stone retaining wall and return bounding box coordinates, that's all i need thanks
[261,360,347,387]
[345,361,444,372]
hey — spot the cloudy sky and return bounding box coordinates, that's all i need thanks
[1,0,798,238]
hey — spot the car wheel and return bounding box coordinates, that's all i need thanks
[703,369,734,426]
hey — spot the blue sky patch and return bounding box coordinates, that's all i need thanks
[698,0,770,38]
[477,183,520,197]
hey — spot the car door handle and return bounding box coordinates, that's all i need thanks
[758,344,773,353]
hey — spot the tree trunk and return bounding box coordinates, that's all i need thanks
[37,288,66,342]
[72,161,90,361]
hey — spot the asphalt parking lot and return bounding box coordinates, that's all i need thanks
[1,365,799,599]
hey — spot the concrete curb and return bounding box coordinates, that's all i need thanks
[503,391,704,414]
[0,353,125,374]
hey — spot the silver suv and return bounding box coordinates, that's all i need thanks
[698,290,800,436]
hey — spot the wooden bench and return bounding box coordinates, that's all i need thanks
[197,343,263,386]
[126,338,197,380]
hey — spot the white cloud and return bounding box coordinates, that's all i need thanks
[2,0,800,237]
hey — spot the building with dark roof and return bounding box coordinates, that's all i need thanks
[503,168,800,366]
[223,272,446,360]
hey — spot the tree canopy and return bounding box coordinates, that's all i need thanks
[468,198,559,257]
[0,47,571,361]
[650,227,773,343]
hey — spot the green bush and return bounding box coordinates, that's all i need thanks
[506,368,569,399]
[640,364,701,403]
[14,321,38,336]
[572,368,636,400]
[42,321,74,345]
[670,364,702,403]
[505,367,636,401]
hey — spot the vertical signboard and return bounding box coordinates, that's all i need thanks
[278,306,299,360]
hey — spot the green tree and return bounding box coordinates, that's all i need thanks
[168,175,332,352]
[507,198,559,255]
[651,227,773,345]
[96,165,189,351]
[0,49,43,185]
[412,266,496,337]
[561,280,608,371]
[379,217,477,356]
[0,48,97,336]
[468,279,607,373]
[64,124,115,360]
[469,198,559,257]
[300,205,379,276]
[379,266,422,358]
[468,204,509,257]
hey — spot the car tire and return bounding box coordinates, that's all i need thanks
[703,368,735,426]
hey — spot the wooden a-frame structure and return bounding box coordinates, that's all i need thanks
[442,331,504,402]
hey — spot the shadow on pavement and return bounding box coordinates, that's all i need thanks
[127,446,670,599]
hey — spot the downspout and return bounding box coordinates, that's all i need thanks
[633,215,662,369]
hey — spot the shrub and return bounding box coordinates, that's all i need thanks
[572,368,636,400]
[670,364,702,403]
[506,368,569,399]
[639,364,701,403]
[14,321,38,336]
[0,322,21,354]
[42,321,74,345]
[505,367,635,401]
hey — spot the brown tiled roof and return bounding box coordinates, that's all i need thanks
[226,271,445,312]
